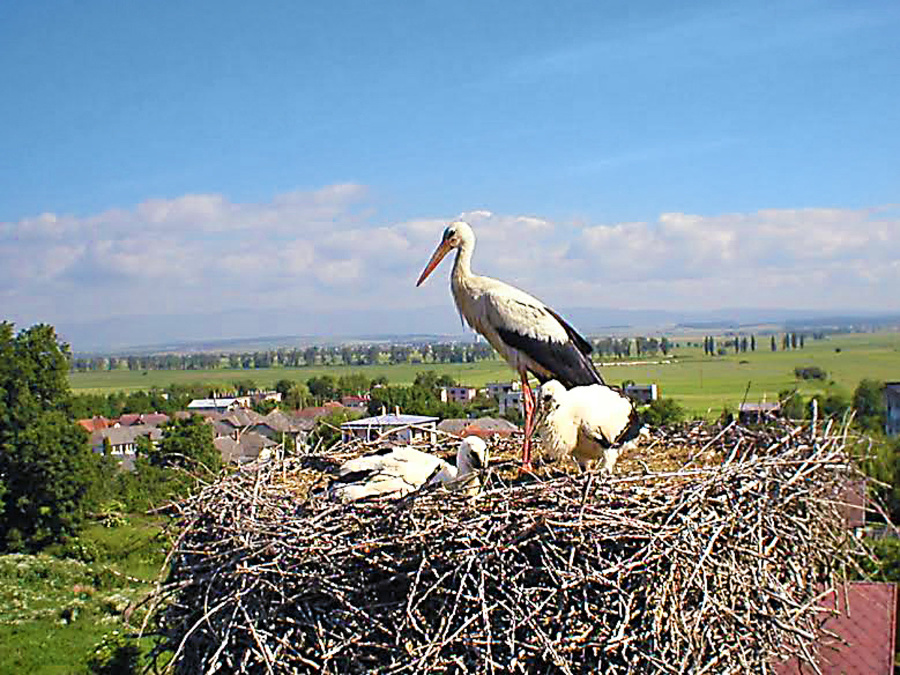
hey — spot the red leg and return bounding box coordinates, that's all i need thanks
[520,373,535,470]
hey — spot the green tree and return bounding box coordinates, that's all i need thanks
[778,389,807,420]
[148,415,221,476]
[852,379,886,433]
[810,389,852,418]
[307,375,337,402]
[309,409,363,449]
[641,398,686,426]
[0,323,98,551]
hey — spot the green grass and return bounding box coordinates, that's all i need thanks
[0,515,167,674]
[69,331,900,417]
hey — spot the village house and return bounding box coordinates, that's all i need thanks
[486,381,520,400]
[738,402,781,424]
[77,416,112,433]
[623,383,659,404]
[340,394,370,409]
[438,417,519,439]
[249,390,282,405]
[340,413,438,444]
[214,432,278,465]
[498,390,524,416]
[440,385,479,404]
[251,409,315,447]
[187,396,252,413]
[116,412,170,427]
[90,425,163,457]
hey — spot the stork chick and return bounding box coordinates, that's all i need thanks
[328,436,489,502]
[537,380,644,474]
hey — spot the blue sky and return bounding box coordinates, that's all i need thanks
[2,1,899,346]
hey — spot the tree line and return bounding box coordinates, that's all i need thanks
[70,336,684,373]
[69,341,501,372]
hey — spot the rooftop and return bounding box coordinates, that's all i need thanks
[341,414,439,428]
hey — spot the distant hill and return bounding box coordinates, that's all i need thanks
[59,306,899,355]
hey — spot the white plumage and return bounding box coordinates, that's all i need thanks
[537,380,645,474]
[416,221,604,469]
[328,436,489,502]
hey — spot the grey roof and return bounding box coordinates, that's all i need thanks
[216,432,276,464]
[91,425,162,447]
[220,408,266,428]
[739,402,781,412]
[470,417,519,432]
[260,409,315,433]
[437,419,471,435]
[341,414,438,428]
[211,420,236,438]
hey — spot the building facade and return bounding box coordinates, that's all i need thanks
[340,414,439,444]
[885,382,900,436]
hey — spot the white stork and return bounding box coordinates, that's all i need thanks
[416,220,604,469]
[537,380,645,473]
[328,436,489,502]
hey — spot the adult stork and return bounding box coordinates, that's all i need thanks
[416,220,604,470]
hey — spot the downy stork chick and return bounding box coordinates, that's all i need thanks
[537,380,644,474]
[328,436,489,502]
[416,221,604,470]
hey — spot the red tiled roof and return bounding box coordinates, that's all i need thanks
[437,417,520,438]
[118,412,171,427]
[774,582,897,674]
[77,417,111,432]
[295,405,350,420]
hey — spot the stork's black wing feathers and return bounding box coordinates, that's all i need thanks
[496,324,605,388]
[544,307,593,356]
[584,405,642,449]
[332,468,377,484]
[614,406,644,445]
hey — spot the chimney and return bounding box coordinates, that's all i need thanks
[395,405,401,416]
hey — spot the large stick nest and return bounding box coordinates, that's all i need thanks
[147,419,873,674]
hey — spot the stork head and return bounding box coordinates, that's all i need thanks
[539,380,566,409]
[456,435,488,475]
[416,221,475,286]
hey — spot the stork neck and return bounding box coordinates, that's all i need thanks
[451,241,474,282]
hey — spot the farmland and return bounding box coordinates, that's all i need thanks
[69,331,900,417]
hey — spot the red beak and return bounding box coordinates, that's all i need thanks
[416,240,453,287]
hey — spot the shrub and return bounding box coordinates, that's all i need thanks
[778,389,807,420]
[794,366,827,381]
[641,398,686,426]
[86,631,141,675]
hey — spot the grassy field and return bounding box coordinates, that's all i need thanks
[69,331,900,417]
[0,516,167,674]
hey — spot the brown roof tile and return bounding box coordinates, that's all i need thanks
[774,582,897,674]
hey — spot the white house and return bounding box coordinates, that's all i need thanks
[340,413,439,444]
[624,384,659,404]
[440,386,479,404]
[187,397,251,413]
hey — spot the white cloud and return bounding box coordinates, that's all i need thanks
[1,189,898,336]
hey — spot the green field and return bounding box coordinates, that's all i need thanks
[69,331,900,417]
[0,515,166,674]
